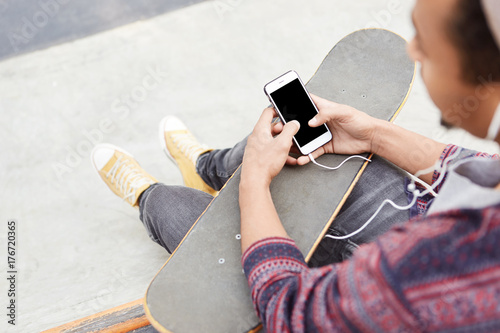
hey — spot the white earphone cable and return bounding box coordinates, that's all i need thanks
[315,148,461,240]
[308,154,371,170]
[325,191,420,240]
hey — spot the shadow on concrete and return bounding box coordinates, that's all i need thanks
[0,0,209,62]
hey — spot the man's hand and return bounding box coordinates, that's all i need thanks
[295,94,381,165]
[239,107,298,251]
[241,107,300,188]
[298,94,446,184]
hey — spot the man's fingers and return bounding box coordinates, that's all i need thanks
[310,94,333,111]
[256,107,276,130]
[309,106,334,128]
[308,96,330,128]
[296,155,311,165]
[285,155,299,166]
[272,121,284,136]
[308,95,340,128]
[309,113,327,128]
[296,146,326,165]
[279,120,300,144]
[310,94,327,106]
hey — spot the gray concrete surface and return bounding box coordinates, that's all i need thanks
[1,0,498,332]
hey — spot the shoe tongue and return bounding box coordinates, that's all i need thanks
[125,172,153,205]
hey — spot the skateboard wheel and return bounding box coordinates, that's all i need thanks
[218,258,225,264]
[235,234,241,240]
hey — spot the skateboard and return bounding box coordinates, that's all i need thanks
[144,29,416,333]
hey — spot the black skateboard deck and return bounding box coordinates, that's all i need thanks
[144,29,416,333]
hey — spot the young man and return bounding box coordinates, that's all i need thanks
[239,0,500,331]
[92,0,500,330]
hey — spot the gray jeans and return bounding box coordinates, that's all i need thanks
[139,137,410,265]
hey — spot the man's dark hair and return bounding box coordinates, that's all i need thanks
[448,0,500,85]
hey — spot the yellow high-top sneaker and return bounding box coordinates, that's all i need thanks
[159,116,217,196]
[91,144,158,207]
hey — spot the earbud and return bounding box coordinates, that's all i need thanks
[407,183,416,192]
[407,183,421,196]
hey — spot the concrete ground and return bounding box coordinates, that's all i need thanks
[1,0,499,332]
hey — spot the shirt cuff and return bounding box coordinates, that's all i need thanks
[241,237,307,280]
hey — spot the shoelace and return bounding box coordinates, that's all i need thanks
[106,155,153,203]
[170,132,209,165]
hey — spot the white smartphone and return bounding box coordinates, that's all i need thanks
[264,70,332,156]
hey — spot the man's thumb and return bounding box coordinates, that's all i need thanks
[282,120,300,139]
[308,115,323,127]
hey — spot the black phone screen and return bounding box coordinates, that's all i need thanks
[270,79,328,147]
